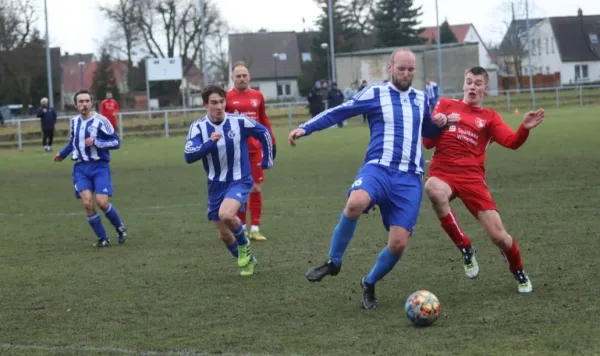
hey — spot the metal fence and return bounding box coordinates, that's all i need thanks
[3,84,600,151]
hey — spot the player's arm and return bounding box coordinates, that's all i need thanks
[184,123,217,164]
[489,112,530,150]
[257,94,277,157]
[58,119,75,159]
[422,98,452,148]
[299,87,375,136]
[242,117,273,169]
[421,94,446,139]
[94,118,120,149]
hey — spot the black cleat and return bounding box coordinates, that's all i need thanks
[305,260,341,282]
[360,278,378,310]
[94,238,110,248]
[116,226,127,244]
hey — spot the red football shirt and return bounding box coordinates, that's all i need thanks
[424,98,530,177]
[225,88,276,153]
[100,99,120,129]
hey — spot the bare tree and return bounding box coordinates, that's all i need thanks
[207,20,229,84]
[0,0,35,51]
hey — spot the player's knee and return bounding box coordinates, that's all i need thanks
[218,210,237,225]
[426,184,449,206]
[388,229,410,254]
[251,183,260,192]
[82,198,95,213]
[345,191,371,218]
[95,197,110,211]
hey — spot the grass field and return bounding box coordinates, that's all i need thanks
[1,106,599,355]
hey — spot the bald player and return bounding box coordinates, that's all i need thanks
[226,62,277,241]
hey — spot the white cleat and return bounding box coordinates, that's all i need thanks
[462,247,480,279]
[513,270,533,294]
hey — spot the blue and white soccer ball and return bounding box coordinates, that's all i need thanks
[404,290,441,326]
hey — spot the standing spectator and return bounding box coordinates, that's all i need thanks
[307,81,325,118]
[37,97,57,152]
[328,82,345,128]
[343,81,358,102]
[99,91,120,129]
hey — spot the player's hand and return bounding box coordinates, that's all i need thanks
[447,113,461,123]
[432,113,448,127]
[210,132,222,142]
[288,128,306,147]
[85,137,95,146]
[53,154,63,162]
[272,144,277,159]
[522,109,545,129]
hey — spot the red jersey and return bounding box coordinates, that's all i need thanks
[225,88,276,152]
[100,99,120,129]
[424,98,530,177]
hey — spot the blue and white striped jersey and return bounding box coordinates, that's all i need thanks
[426,81,439,106]
[300,83,442,174]
[58,113,120,162]
[184,113,274,182]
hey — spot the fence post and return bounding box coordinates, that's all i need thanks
[288,103,293,129]
[555,87,560,107]
[164,111,169,137]
[579,86,583,106]
[506,91,511,111]
[118,113,124,139]
[17,119,22,151]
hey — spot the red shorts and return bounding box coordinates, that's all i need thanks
[249,151,264,184]
[428,171,497,217]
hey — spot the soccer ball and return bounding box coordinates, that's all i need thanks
[404,290,441,326]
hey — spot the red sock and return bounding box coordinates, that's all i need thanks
[237,202,247,225]
[501,239,524,273]
[249,192,262,226]
[439,210,472,250]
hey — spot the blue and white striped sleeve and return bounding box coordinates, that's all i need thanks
[299,86,376,136]
[242,117,273,169]
[184,121,215,164]
[58,118,75,159]
[95,116,120,149]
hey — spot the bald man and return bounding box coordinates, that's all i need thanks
[288,49,448,310]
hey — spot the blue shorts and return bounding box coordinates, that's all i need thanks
[72,161,113,199]
[207,176,253,221]
[348,163,423,232]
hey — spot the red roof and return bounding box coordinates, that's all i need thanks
[419,23,473,45]
[62,56,128,94]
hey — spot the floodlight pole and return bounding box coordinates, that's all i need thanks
[44,0,54,108]
[435,0,443,95]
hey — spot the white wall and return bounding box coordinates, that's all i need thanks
[463,26,495,69]
[251,79,299,100]
[560,61,600,84]
[521,19,562,75]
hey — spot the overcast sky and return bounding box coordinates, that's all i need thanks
[37,0,600,56]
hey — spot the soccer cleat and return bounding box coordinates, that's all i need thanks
[513,270,533,294]
[305,260,341,282]
[248,230,267,241]
[116,225,127,244]
[237,242,252,268]
[240,256,257,276]
[94,238,110,248]
[461,247,480,279]
[360,278,378,310]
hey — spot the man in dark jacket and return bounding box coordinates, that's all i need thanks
[37,97,57,152]
[307,80,325,118]
[327,82,345,128]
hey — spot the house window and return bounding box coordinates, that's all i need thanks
[531,40,535,56]
[575,64,589,79]
[590,33,599,44]
[277,83,291,96]
[546,66,550,74]
[301,52,312,62]
[545,37,549,54]
[278,53,287,61]
[551,39,555,53]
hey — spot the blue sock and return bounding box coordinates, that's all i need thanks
[231,225,248,246]
[87,213,108,240]
[226,241,238,257]
[364,246,402,285]
[103,203,123,228]
[328,212,358,267]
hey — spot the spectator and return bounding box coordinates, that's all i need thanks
[328,82,345,128]
[343,81,358,101]
[37,97,57,152]
[307,80,325,117]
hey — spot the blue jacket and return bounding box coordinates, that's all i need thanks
[37,106,57,130]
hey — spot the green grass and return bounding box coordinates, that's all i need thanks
[1,106,599,355]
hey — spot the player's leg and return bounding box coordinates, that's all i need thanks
[305,164,384,282]
[425,175,478,279]
[248,151,266,241]
[93,163,127,244]
[48,128,54,151]
[360,171,420,310]
[236,202,247,231]
[218,178,256,272]
[74,164,110,247]
[42,129,48,150]
[477,209,532,294]
[214,220,238,258]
